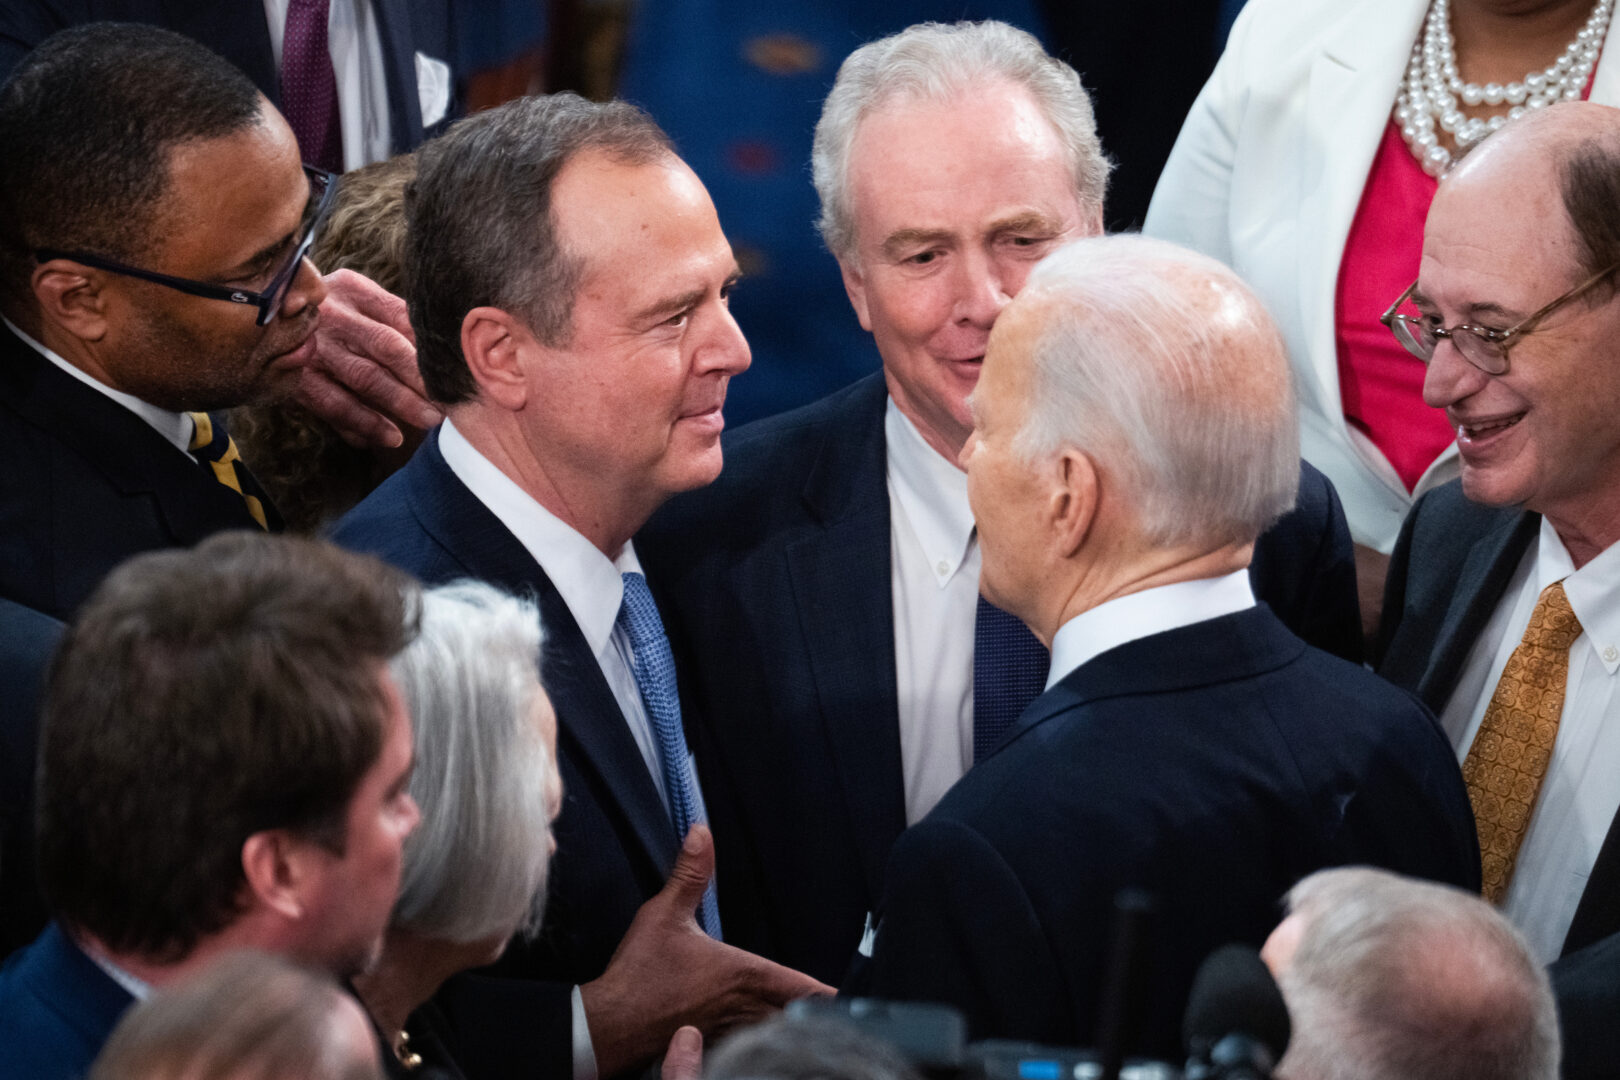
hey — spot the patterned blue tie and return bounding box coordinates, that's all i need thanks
[618,571,722,939]
[973,594,1050,762]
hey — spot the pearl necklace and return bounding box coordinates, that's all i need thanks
[1396,0,1614,176]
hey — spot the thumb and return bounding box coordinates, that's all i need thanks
[661,824,715,915]
[661,1025,703,1080]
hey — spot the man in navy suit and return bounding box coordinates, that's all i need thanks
[0,533,421,1080]
[639,20,1364,986]
[0,25,440,621]
[1373,103,1620,1080]
[333,94,825,1080]
[850,234,1478,1058]
[0,598,59,959]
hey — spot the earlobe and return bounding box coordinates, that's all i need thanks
[839,259,873,332]
[32,262,110,342]
[240,830,308,922]
[461,307,531,411]
[1052,450,1098,558]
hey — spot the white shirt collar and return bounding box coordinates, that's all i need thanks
[1536,518,1620,675]
[1046,569,1257,690]
[83,945,153,1002]
[884,397,976,586]
[2,315,194,454]
[438,418,641,658]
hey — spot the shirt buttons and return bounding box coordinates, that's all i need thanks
[1604,645,1618,663]
[935,560,951,577]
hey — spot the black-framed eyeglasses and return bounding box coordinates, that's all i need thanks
[34,165,339,327]
[1380,258,1620,376]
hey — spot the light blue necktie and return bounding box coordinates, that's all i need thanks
[618,571,723,939]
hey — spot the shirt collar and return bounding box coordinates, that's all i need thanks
[884,396,976,584]
[2,315,193,454]
[83,945,153,1002]
[439,418,642,658]
[1537,517,1620,675]
[1047,569,1257,689]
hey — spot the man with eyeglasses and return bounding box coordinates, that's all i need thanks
[1375,101,1620,1080]
[0,23,431,621]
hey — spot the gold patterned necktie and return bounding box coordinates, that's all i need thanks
[1461,580,1583,903]
[186,411,268,530]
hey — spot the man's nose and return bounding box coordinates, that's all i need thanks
[951,250,1011,329]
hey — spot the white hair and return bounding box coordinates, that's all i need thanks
[388,581,554,944]
[1006,234,1298,548]
[811,20,1109,260]
[1275,868,1560,1080]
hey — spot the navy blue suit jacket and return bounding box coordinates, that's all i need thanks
[332,429,681,1080]
[0,923,133,1080]
[0,324,276,621]
[850,606,1479,1059]
[0,599,62,960]
[0,0,456,156]
[638,373,1365,984]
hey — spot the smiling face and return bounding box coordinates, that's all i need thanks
[516,149,750,527]
[100,102,326,411]
[838,81,1099,463]
[1418,152,1620,535]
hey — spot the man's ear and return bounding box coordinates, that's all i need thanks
[838,257,874,333]
[1051,448,1099,559]
[461,306,533,411]
[32,260,110,343]
[241,829,318,923]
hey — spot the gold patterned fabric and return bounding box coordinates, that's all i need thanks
[1462,580,1583,903]
[187,411,269,530]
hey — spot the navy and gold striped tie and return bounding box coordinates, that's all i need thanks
[186,411,269,530]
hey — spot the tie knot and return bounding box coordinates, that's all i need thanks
[618,571,664,650]
[1531,581,1583,651]
[187,411,222,457]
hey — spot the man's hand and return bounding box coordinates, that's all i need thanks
[292,269,443,448]
[661,1027,703,1080]
[582,826,833,1076]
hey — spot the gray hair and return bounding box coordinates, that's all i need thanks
[1005,234,1298,548]
[811,20,1109,260]
[706,1015,922,1080]
[405,92,673,404]
[388,581,555,944]
[1275,868,1560,1080]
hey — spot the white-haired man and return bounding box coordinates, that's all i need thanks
[848,234,1478,1057]
[1263,867,1560,1080]
[639,18,1366,988]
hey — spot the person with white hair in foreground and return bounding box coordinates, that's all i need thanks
[1264,867,1559,1080]
[847,234,1480,1059]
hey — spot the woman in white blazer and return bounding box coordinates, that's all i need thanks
[1145,0,1620,619]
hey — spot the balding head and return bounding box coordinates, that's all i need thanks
[1266,868,1559,1080]
[962,235,1298,635]
[1417,102,1620,555]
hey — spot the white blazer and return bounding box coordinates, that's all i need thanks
[1144,0,1620,552]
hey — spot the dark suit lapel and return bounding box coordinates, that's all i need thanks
[784,376,906,902]
[369,0,425,151]
[161,0,279,104]
[29,924,133,1049]
[1414,512,1539,712]
[403,434,678,876]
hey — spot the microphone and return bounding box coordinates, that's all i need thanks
[1181,944,1291,1080]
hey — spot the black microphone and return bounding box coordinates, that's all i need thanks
[1181,944,1291,1080]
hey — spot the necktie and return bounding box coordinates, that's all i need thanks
[1462,580,1583,904]
[617,571,722,939]
[282,0,343,172]
[973,594,1050,762]
[187,411,269,530]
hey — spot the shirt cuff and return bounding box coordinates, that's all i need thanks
[571,984,599,1080]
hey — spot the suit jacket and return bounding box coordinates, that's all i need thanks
[1143,0,1620,551]
[1377,478,1620,1067]
[848,606,1479,1059]
[0,323,276,621]
[331,429,681,1080]
[0,599,62,961]
[0,0,456,156]
[0,922,133,1080]
[638,373,1363,984]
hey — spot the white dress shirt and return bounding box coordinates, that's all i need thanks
[1046,570,1257,689]
[1438,518,1620,962]
[2,316,194,453]
[885,400,980,825]
[263,0,392,170]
